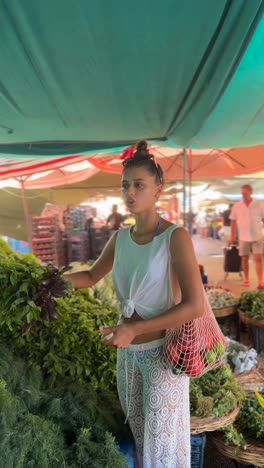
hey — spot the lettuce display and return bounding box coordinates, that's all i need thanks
[1,288,119,390]
[0,244,119,390]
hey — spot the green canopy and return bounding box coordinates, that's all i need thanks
[193,13,264,147]
[0,0,263,156]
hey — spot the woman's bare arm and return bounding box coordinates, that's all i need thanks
[65,231,118,288]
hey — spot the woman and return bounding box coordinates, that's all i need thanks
[67,141,204,468]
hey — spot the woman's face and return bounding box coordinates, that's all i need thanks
[121,166,162,213]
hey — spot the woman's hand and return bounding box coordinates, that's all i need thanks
[100,323,136,348]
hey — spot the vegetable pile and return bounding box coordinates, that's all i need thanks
[190,365,245,418]
[224,338,258,373]
[0,243,119,390]
[0,239,252,465]
[0,344,128,467]
[205,287,238,309]
[222,395,264,449]
[0,238,14,255]
[2,288,119,391]
[69,261,118,306]
[0,240,129,466]
[0,252,68,331]
[239,290,264,319]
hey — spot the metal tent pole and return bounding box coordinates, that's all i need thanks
[188,148,193,235]
[20,178,33,251]
[182,149,187,228]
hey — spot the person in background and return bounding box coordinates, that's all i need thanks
[196,208,208,238]
[186,211,196,236]
[220,204,233,244]
[106,205,124,232]
[122,213,135,227]
[230,184,264,289]
[167,194,180,224]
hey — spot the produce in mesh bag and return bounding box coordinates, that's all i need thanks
[223,337,258,373]
[165,291,226,378]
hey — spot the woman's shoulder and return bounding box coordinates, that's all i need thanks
[115,226,131,242]
[160,219,184,236]
[118,226,131,235]
[169,225,192,253]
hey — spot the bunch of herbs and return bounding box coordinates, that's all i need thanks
[190,365,245,418]
[239,290,264,319]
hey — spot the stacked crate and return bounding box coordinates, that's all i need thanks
[32,216,65,266]
[63,207,87,231]
[72,207,87,230]
[66,231,89,263]
[63,207,74,231]
[88,226,109,260]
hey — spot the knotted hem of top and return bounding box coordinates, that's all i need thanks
[121,299,137,318]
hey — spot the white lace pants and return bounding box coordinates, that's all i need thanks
[117,339,190,468]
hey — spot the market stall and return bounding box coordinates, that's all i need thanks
[0,143,263,242]
[0,3,264,466]
[0,239,263,467]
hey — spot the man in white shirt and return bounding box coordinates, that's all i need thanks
[230,184,264,289]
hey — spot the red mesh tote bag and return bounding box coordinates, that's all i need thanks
[165,290,226,378]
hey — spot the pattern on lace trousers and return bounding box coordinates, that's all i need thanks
[117,345,190,468]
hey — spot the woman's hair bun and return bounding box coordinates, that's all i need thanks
[123,139,164,184]
[134,140,149,159]
[135,140,149,156]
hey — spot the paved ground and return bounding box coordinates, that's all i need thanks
[192,235,261,297]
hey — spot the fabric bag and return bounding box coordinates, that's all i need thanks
[165,290,226,378]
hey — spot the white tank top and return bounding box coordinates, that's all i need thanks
[112,224,179,320]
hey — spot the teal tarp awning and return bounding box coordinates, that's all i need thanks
[192,13,264,148]
[0,0,263,156]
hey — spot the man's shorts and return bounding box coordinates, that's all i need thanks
[239,238,264,256]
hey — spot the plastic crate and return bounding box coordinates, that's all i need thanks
[251,326,264,354]
[235,463,256,468]
[119,434,206,467]
[191,433,206,468]
[66,231,88,242]
[88,226,109,260]
[118,440,134,468]
[7,238,30,254]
